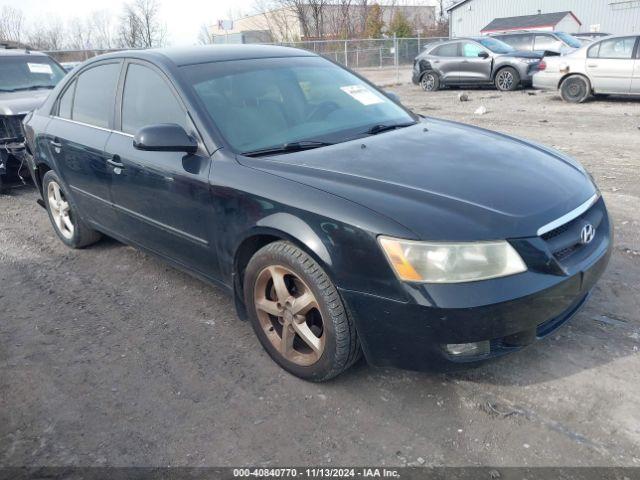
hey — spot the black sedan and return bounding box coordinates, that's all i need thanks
[23,45,611,381]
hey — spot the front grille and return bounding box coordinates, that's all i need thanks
[541,199,604,263]
[0,115,26,142]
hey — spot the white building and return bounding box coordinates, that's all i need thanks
[447,0,640,37]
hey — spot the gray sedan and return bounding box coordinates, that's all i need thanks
[533,34,640,102]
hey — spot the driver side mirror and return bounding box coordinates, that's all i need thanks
[133,123,198,154]
[478,51,490,59]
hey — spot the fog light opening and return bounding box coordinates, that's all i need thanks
[444,341,490,357]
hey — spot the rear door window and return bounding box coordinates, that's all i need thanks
[72,63,121,128]
[120,63,187,135]
[432,43,459,57]
[499,34,533,50]
[58,81,75,119]
[534,34,562,51]
[589,37,636,59]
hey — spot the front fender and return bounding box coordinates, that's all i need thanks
[256,213,332,266]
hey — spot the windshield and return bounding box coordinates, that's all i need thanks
[181,56,416,154]
[555,32,583,49]
[0,55,66,92]
[476,38,515,54]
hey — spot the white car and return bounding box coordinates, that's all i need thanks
[533,34,640,103]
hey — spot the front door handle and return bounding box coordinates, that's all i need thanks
[106,156,124,168]
[50,140,62,149]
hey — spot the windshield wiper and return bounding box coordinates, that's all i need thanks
[241,140,333,157]
[3,85,55,92]
[365,122,417,135]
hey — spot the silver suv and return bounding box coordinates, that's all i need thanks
[491,31,583,55]
[0,49,66,192]
[412,37,542,92]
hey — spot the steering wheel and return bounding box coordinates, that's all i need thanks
[305,101,340,122]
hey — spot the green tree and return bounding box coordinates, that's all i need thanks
[388,10,413,38]
[364,3,384,39]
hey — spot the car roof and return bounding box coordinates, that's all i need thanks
[93,44,317,68]
[0,49,50,57]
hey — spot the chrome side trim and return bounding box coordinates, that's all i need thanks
[50,116,134,137]
[537,193,599,236]
[52,115,113,133]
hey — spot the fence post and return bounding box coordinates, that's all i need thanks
[394,33,399,84]
[356,48,359,69]
[344,39,348,67]
[379,46,382,68]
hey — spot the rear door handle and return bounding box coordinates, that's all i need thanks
[106,156,124,169]
[50,140,62,148]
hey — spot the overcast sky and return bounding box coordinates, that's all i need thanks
[0,0,255,45]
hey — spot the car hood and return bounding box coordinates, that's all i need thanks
[238,119,597,241]
[0,89,50,116]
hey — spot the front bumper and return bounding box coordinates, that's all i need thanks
[0,141,27,178]
[341,201,612,371]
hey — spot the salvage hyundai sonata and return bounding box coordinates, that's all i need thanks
[23,45,611,381]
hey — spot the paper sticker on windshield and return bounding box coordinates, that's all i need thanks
[27,63,53,75]
[340,85,384,106]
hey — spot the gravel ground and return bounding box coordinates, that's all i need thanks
[1,77,640,468]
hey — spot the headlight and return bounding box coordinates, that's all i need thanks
[378,236,527,283]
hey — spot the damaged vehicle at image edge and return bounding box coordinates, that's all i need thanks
[23,45,612,381]
[0,48,66,193]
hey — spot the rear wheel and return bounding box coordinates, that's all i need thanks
[244,241,360,381]
[495,67,520,91]
[43,170,102,248]
[420,71,440,92]
[560,75,590,103]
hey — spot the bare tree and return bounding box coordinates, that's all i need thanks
[67,17,93,50]
[197,24,213,45]
[118,0,167,48]
[0,6,24,43]
[27,17,66,50]
[91,10,116,49]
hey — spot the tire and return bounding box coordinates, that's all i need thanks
[419,71,440,92]
[42,170,102,248]
[244,241,361,381]
[560,75,590,103]
[0,175,5,195]
[495,67,520,91]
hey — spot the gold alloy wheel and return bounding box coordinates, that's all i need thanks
[47,181,74,240]
[253,265,325,366]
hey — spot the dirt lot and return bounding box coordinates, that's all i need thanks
[1,76,640,468]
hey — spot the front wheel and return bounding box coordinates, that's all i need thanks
[244,241,361,381]
[560,75,591,103]
[420,71,440,92]
[495,67,520,91]
[42,170,102,248]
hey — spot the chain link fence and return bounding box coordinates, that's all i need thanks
[270,36,446,69]
[45,36,446,79]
